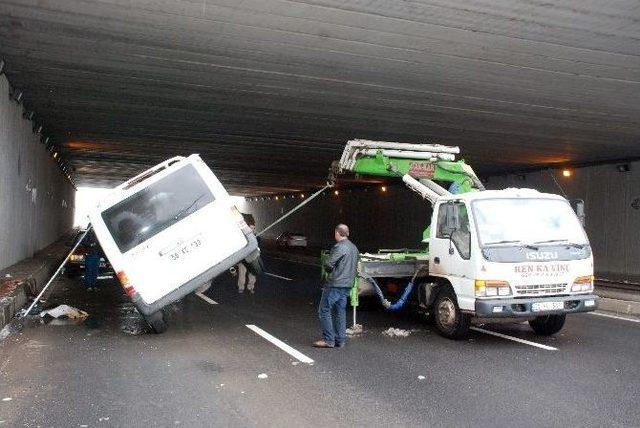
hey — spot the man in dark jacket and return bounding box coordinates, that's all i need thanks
[313,224,359,349]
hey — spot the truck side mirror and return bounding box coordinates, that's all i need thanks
[571,199,586,226]
[445,203,460,233]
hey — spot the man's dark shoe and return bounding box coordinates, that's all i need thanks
[335,343,345,349]
[312,340,335,348]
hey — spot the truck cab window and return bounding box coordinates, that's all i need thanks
[437,202,471,259]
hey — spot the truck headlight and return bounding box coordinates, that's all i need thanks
[475,280,511,297]
[571,275,594,292]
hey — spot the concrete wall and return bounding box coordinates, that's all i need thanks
[241,162,639,282]
[486,165,640,282]
[239,186,432,252]
[0,75,75,271]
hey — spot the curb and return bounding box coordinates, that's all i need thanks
[596,297,640,317]
[0,237,73,331]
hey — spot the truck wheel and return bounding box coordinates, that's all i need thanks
[529,314,565,336]
[145,311,168,334]
[433,287,470,339]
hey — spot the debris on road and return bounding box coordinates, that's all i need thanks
[382,327,412,337]
[418,375,426,381]
[1,397,12,402]
[257,373,268,379]
[346,324,363,336]
[40,304,88,321]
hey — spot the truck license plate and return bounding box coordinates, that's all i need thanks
[166,236,203,261]
[531,301,564,312]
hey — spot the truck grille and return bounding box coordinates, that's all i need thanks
[515,283,567,295]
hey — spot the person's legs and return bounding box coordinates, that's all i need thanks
[317,288,335,345]
[246,272,256,294]
[237,263,247,293]
[333,288,349,347]
[84,256,99,290]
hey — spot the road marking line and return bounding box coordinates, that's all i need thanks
[246,324,314,364]
[264,272,293,281]
[589,311,640,323]
[471,327,558,351]
[195,292,218,305]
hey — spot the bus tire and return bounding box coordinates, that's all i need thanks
[433,287,470,339]
[145,311,168,334]
[529,314,565,336]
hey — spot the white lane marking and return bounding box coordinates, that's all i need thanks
[264,272,293,281]
[471,327,558,351]
[589,311,640,323]
[246,324,314,364]
[195,292,218,305]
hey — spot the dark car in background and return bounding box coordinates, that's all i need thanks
[64,228,114,279]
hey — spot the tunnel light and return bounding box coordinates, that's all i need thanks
[275,196,279,201]
[381,186,387,192]
[334,190,340,196]
[562,169,572,177]
[53,152,58,159]
[301,194,305,198]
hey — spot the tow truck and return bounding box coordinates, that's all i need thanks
[330,140,597,339]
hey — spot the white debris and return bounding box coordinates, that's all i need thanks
[346,324,363,336]
[291,361,299,366]
[382,327,412,337]
[257,373,268,379]
[98,416,110,421]
[418,375,426,381]
[1,397,11,402]
[40,304,88,320]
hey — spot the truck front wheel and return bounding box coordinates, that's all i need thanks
[144,311,168,334]
[433,287,470,339]
[529,314,565,336]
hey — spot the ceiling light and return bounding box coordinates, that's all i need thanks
[562,169,572,177]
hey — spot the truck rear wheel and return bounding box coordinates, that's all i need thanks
[529,314,565,336]
[144,311,168,334]
[433,287,470,339]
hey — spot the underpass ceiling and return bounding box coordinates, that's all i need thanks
[1,0,639,194]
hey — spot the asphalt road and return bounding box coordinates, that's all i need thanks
[1,256,639,427]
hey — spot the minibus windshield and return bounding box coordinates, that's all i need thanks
[102,164,215,252]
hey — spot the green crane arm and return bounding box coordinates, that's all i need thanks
[332,139,485,245]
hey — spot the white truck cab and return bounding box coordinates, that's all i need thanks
[427,188,597,337]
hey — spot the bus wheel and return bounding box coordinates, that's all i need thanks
[145,311,168,334]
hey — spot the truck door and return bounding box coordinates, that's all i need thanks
[430,201,475,310]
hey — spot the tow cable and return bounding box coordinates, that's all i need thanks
[359,264,429,312]
[255,184,332,238]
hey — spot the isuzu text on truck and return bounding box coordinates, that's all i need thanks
[329,140,597,339]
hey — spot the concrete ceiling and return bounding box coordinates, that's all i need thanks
[1,0,639,194]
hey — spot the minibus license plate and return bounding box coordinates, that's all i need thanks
[167,237,203,261]
[531,301,564,312]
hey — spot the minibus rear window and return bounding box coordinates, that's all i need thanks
[102,164,215,253]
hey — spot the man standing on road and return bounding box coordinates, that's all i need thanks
[313,224,359,349]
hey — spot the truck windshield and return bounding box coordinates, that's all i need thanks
[472,198,587,247]
[102,164,215,253]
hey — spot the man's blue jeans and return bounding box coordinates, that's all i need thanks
[318,287,350,346]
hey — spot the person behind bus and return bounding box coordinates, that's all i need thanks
[236,222,260,294]
[84,234,102,292]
